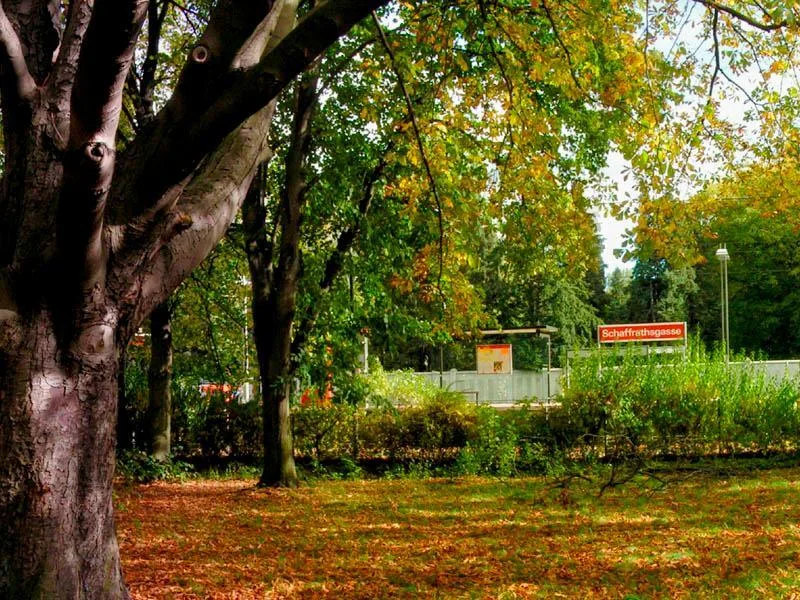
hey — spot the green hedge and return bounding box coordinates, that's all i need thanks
[561,343,800,457]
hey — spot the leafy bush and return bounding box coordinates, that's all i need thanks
[455,407,519,476]
[173,387,262,458]
[293,402,358,460]
[117,450,194,483]
[364,364,443,406]
[561,340,800,457]
[399,392,478,457]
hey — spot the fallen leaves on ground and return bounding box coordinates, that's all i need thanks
[116,468,800,598]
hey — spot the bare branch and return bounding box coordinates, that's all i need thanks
[0,3,37,105]
[134,0,171,126]
[704,12,764,117]
[692,0,787,31]
[709,9,721,97]
[731,23,767,80]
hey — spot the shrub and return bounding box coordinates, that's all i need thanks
[293,402,358,460]
[399,391,478,458]
[455,407,519,477]
[116,450,194,483]
[178,389,262,458]
[561,340,800,457]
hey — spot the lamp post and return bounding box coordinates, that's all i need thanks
[715,246,730,364]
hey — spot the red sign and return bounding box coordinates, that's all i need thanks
[598,322,686,344]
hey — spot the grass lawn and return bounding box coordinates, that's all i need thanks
[116,466,800,598]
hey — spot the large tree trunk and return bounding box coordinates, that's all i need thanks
[0,1,387,596]
[0,310,126,598]
[147,301,172,461]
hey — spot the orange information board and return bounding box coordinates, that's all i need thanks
[476,344,513,374]
[598,322,686,344]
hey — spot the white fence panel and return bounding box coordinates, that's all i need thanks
[410,369,562,405]
[726,360,800,382]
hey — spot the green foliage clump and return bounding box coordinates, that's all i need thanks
[183,391,262,458]
[293,387,479,464]
[293,402,358,461]
[561,340,800,457]
[292,367,567,479]
[116,450,194,483]
[455,407,519,476]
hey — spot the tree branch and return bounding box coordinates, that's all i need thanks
[243,163,275,319]
[316,37,376,96]
[135,0,170,126]
[290,146,391,359]
[48,1,94,138]
[0,3,37,105]
[3,0,62,82]
[372,11,446,302]
[167,0,205,32]
[111,102,277,338]
[692,0,788,31]
[256,59,322,371]
[709,9,721,98]
[540,0,583,91]
[111,0,388,225]
[107,0,291,227]
[320,150,390,292]
[56,0,147,293]
[69,0,148,146]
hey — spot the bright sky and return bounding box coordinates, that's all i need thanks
[591,2,773,278]
[593,150,636,275]
[598,213,632,274]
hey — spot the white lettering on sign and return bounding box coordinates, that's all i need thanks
[598,322,686,344]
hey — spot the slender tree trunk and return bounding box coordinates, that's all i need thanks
[117,345,134,452]
[244,170,300,487]
[147,301,172,461]
[260,379,298,487]
[0,310,126,598]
